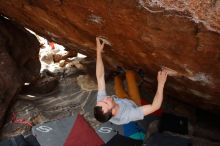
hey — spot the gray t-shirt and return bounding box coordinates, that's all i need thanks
[97,90,144,125]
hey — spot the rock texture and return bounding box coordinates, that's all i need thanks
[0,17,40,127]
[0,1,219,113]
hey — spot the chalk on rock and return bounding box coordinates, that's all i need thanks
[97,36,112,46]
[161,66,180,77]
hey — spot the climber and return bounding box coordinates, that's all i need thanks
[94,37,168,125]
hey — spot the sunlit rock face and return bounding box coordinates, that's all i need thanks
[0,1,219,112]
[0,17,40,127]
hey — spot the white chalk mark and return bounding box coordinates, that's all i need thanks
[161,66,180,77]
[97,36,112,46]
[138,0,164,13]
[189,89,212,99]
[188,72,214,86]
[88,14,103,24]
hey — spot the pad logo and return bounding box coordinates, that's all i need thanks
[98,127,112,133]
[36,126,53,133]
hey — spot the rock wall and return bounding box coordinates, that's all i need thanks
[0,0,219,112]
[0,17,40,127]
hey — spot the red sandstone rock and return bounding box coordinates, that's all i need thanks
[0,1,219,112]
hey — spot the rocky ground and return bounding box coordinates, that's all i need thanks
[0,60,100,139]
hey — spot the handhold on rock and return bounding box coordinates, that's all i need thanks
[161,66,180,77]
[97,36,112,46]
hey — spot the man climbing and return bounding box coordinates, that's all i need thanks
[94,37,168,125]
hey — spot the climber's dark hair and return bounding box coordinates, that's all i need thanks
[94,106,112,123]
